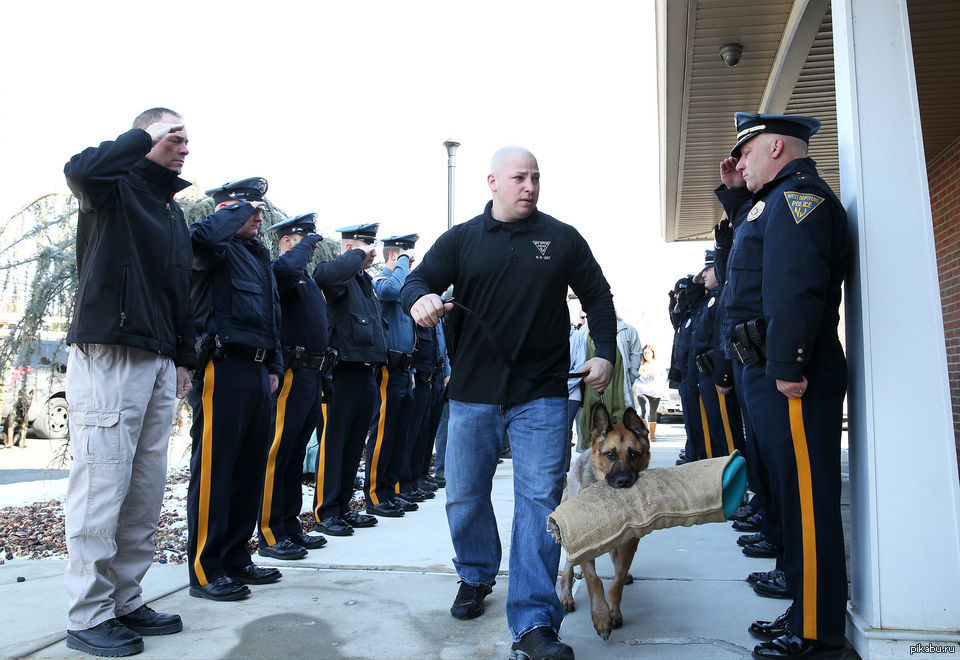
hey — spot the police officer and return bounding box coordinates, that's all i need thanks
[674,273,709,462]
[717,113,849,660]
[312,223,386,536]
[186,177,283,601]
[257,214,353,559]
[690,250,745,459]
[402,320,445,501]
[364,234,420,518]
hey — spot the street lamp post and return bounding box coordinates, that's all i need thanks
[443,139,460,230]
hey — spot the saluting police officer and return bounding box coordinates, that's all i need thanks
[690,250,745,459]
[312,224,386,536]
[717,113,849,660]
[363,234,420,517]
[186,178,283,602]
[256,214,352,559]
[674,274,709,462]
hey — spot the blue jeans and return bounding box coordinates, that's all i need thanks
[445,397,568,640]
[433,400,449,478]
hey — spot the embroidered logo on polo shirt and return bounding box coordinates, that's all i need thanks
[784,191,824,223]
[532,240,552,260]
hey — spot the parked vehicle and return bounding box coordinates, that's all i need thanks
[1,339,69,440]
[658,386,684,423]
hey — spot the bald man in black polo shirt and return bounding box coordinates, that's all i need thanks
[401,146,616,660]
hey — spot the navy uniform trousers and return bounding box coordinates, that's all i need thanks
[732,360,782,549]
[365,365,413,506]
[313,361,377,522]
[399,373,440,493]
[741,360,847,641]
[258,366,323,547]
[187,356,271,586]
[679,376,707,460]
[697,376,745,459]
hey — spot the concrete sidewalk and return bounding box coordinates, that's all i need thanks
[3,424,846,659]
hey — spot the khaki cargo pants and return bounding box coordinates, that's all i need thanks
[63,344,176,630]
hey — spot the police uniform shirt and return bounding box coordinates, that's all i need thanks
[400,200,617,405]
[719,157,848,382]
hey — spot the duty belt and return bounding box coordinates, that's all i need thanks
[197,334,270,364]
[731,318,766,366]
[284,345,339,375]
[415,371,436,383]
[695,349,715,375]
[386,350,415,371]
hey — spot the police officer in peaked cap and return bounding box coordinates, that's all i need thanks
[312,223,386,536]
[186,177,284,601]
[716,113,850,659]
[363,233,425,518]
[255,214,344,560]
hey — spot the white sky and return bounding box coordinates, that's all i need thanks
[2,0,710,354]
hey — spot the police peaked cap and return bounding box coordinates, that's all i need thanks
[268,213,318,238]
[730,113,821,157]
[336,223,380,241]
[381,233,419,250]
[704,249,715,269]
[204,177,269,205]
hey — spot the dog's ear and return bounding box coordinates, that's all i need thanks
[623,406,648,438]
[591,402,614,439]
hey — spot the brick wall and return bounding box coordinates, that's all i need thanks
[929,135,960,464]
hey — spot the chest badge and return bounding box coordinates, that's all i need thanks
[783,191,824,223]
[747,201,765,222]
[532,240,552,260]
[707,297,715,308]
[684,318,691,328]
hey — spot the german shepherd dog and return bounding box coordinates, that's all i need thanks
[558,403,650,639]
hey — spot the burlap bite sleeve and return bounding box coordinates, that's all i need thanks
[547,452,746,565]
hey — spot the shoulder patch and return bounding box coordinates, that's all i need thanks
[783,191,824,224]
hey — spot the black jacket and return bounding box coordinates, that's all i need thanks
[190,203,283,374]
[64,128,196,367]
[323,261,388,364]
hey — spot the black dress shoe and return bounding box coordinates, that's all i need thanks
[749,606,791,640]
[66,619,144,656]
[738,532,766,547]
[189,576,251,602]
[450,580,494,620]
[392,496,419,511]
[733,512,764,532]
[433,475,445,488]
[118,604,183,635]
[743,539,780,558]
[367,500,405,517]
[411,487,436,500]
[343,510,378,528]
[291,531,328,549]
[510,627,574,660]
[747,568,783,585]
[258,538,308,560]
[417,477,439,492]
[317,516,354,536]
[227,564,282,585]
[754,571,791,598]
[752,633,848,659]
[730,504,757,522]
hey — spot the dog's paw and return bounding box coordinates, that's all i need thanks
[592,614,613,640]
[560,597,576,614]
[610,611,623,629]
[625,573,634,585]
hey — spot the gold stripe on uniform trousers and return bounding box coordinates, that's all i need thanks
[699,395,713,459]
[717,386,735,454]
[260,368,294,547]
[193,360,216,585]
[788,396,818,639]
[313,403,328,520]
[368,366,390,505]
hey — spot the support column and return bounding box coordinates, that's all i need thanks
[832,0,960,657]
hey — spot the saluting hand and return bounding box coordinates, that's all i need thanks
[410,293,453,328]
[720,157,745,189]
[145,122,185,145]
